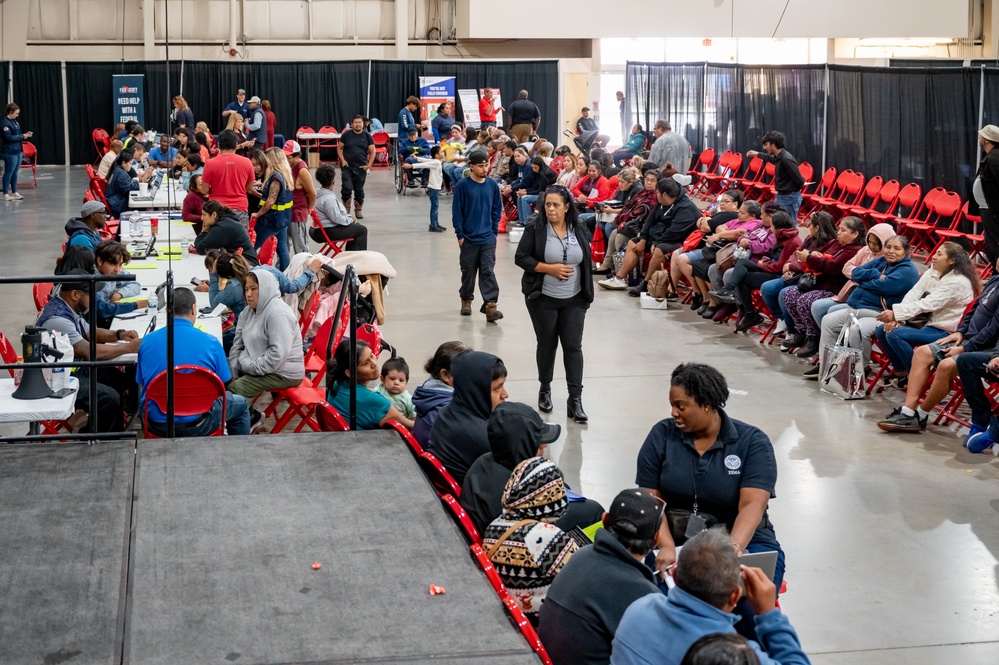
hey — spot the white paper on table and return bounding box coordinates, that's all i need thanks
[199,303,228,318]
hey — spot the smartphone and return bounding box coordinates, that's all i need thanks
[190,277,202,287]
[51,388,76,398]
[199,306,214,314]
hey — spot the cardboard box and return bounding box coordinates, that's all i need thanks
[640,293,668,310]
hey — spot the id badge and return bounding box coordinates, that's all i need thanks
[685,513,708,539]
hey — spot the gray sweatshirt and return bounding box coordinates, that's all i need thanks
[228,268,305,382]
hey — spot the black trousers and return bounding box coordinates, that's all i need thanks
[982,208,998,266]
[309,224,368,251]
[525,293,588,397]
[458,238,499,303]
[74,367,124,433]
[340,166,368,205]
[730,258,781,313]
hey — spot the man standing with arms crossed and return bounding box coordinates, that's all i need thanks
[479,88,503,130]
[337,115,375,220]
[283,140,317,253]
[452,151,503,323]
[747,130,805,223]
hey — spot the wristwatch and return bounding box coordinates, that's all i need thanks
[115,329,125,340]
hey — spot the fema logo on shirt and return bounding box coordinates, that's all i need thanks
[724,455,742,475]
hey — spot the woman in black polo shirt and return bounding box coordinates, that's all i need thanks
[635,363,783,622]
[515,185,593,423]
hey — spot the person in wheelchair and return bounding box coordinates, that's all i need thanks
[399,127,430,188]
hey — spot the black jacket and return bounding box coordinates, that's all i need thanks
[515,218,594,303]
[639,193,700,245]
[758,148,805,194]
[537,529,661,665]
[194,212,260,265]
[509,99,541,128]
[426,351,502,486]
[970,148,999,216]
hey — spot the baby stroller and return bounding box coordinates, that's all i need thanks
[564,128,611,155]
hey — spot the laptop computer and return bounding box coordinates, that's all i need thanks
[131,235,157,259]
[132,171,164,202]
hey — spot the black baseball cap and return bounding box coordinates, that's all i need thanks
[468,151,489,165]
[607,489,665,541]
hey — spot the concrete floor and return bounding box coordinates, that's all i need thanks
[3,166,999,663]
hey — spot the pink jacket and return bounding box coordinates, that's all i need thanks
[742,226,776,260]
[833,223,896,301]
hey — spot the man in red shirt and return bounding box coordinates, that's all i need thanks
[199,130,256,227]
[478,88,503,130]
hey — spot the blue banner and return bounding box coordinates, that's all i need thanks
[113,74,145,128]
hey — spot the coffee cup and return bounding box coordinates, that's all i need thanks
[138,182,149,196]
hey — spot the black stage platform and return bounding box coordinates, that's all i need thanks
[1,433,539,665]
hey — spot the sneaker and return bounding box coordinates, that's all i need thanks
[802,365,820,380]
[780,332,805,353]
[773,320,787,336]
[592,267,612,276]
[736,311,763,333]
[877,409,927,433]
[709,287,738,304]
[598,276,628,290]
[665,291,679,301]
[249,408,264,433]
[794,337,820,358]
[967,430,996,453]
[9,192,23,200]
[627,281,647,298]
[963,424,987,448]
[428,225,445,233]
[689,294,704,311]
[1,194,10,201]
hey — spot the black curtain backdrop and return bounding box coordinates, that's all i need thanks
[368,61,426,131]
[625,62,704,153]
[983,68,999,129]
[12,62,65,165]
[826,65,980,199]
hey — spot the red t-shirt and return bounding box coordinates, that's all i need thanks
[201,152,254,211]
[479,96,497,122]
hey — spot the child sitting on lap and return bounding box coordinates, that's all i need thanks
[375,357,416,419]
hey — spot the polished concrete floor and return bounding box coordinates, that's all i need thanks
[3,167,999,663]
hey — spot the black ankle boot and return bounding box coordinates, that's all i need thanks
[567,396,588,423]
[539,389,553,413]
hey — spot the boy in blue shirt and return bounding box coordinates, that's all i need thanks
[399,128,430,187]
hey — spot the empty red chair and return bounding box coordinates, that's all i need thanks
[800,167,838,217]
[257,236,278,266]
[869,182,919,227]
[744,162,776,202]
[92,128,110,164]
[895,187,947,255]
[838,175,882,220]
[316,125,340,161]
[371,131,391,168]
[20,142,37,188]
[906,190,963,259]
[731,155,765,190]
[32,283,50,313]
[933,202,987,264]
[296,125,318,152]
[143,365,227,438]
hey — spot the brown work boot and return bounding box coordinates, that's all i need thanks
[342,198,353,215]
[460,300,472,316]
[484,301,503,322]
[354,203,364,219]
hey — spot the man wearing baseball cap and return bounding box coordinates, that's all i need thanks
[222,88,250,120]
[973,124,999,263]
[65,200,108,252]
[337,115,375,219]
[245,96,268,147]
[538,489,664,665]
[283,140,317,253]
[576,106,598,135]
[452,149,503,321]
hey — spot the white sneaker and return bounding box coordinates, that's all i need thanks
[774,320,787,335]
[598,276,628,290]
[1,194,10,201]
[9,193,22,200]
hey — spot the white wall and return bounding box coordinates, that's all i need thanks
[458,0,973,40]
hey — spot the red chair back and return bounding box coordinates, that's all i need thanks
[930,191,963,219]
[143,365,226,438]
[384,419,424,457]
[442,494,481,545]
[895,183,922,214]
[86,165,97,181]
[372,131,390,146]
[303,317,335,385]
[690,148,716,174]
[22,142,36,161]
[83,190,96,204]
[873,179,901,210]
[298,290,321,337]
[470,543,508,596]
[355,323,385,359]
[257,236,278,266]
[816,167,837,194]
[798,162,814,185]
[738,156,764,183]
[0,332,17,377]
[315,401,350,432]
[92,128,110,158]
[318,125,337,135]
[33,283,50,313]
[418,451,462,498]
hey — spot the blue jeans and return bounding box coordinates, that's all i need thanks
[1,153,19,194]
[428,188,440,227]
[442,162,462,185]
[517,194,539,223]
[255,225,290,271]
[760,278,795,326]
[147,392,251,436]
[775,192,802,224]
[955,352,999,427]
[874,324,949,373]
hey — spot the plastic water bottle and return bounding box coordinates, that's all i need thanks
[50,366,66,391]
[147,291,157,310]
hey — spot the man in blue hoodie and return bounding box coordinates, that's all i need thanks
[610,527,810,665]
[65,201,108,252]
[452,151,503,322]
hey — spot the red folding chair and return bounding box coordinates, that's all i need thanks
[904,190,962,259]
[296,125,318,152]
[874,182,921,227]
[0,332,17,378]
[313,401,350,432]
[92,128,110,164]
[809,169,857,214]
[860,179,901,227]
[687,149,718,198]
[264,378,325,433]
[744,162,776,202]
[20,142,38,188]
[316,125,340,162]
[442,494,481,545]
[310,209,348,257]
[837,175,883,220]
[143,365,226,438]
[371,131,391,168]
[257,235,278,266]
[298,290,321,337]
[33,283,51,313]
[731,155,765,190]
[501,595,554,665]
[933,202,987,264]
[800,167,838,218]
[418,451,462,498]
[696,151,742,201]
[384,418,424,457]
[304,316,336,380]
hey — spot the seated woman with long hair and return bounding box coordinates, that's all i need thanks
[595,169,661,275]
[873,241,980,395]
[670,188,744,308]
[801,235,919,380]
[327,339,415,430]
[779,216,867,357]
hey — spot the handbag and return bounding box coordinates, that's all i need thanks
[590,224,607,265]
[819,313,866,399]
[882,293,932,329]
[647,269,671,299]
[798,272,817,292]
[714,244,738,272]
[700,240,729,263]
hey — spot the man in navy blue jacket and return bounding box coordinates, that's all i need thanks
[452,151,503,322]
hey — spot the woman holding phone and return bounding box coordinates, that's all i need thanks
[515,185,593,422]
[1,103,32,201]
